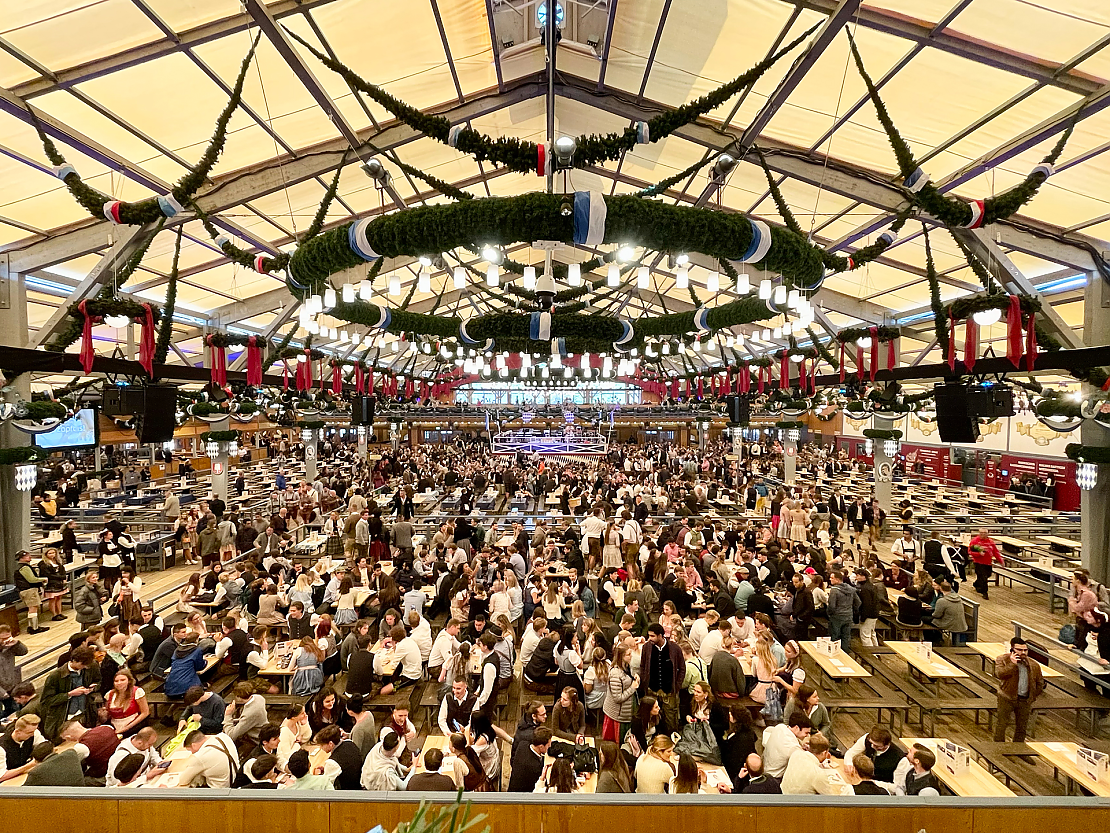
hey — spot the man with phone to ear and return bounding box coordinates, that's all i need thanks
[994,636,1046,743]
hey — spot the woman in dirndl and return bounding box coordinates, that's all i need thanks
[323,510,344,559]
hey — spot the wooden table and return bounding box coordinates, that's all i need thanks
[966,642,1064,678]
[255,647,298,692]
[1039,535,1080,552]
[1027,741,1110,797]
[144,746,193,788]
[884,641,968,694]
[800,641,872,689]
[900,737,1015,797]
[995,535,1037,553]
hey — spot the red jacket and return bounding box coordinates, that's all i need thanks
[969,536,1003,566]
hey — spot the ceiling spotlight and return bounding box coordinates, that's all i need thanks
[567,263,582,286]
[712,152,737,179]
[616,245,636,263]
[559,197,573,217]
[523,266,537,291]
[554,135,576,168]
[481,245,504,265]
[607,264,620,287]
[675,266,689,289]
[857,336,872,349]
[360,158,390,183]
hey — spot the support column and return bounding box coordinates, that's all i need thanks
[357,426,368,461]
[1081,271,1110,583]
[304,428,319,483]
[731,427,743,491]
[0,261,31,579]
[872,416,894,515]
[208,418,230,503]
[783,430,798,485]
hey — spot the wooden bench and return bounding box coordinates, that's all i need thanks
[964,740,1067,797]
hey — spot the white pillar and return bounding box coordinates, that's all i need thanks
[357,426,368,460]
[1081,271,1110,583]
[304,429,319,483]
[208,417,230,503]
[873,416,894,514]
[784,433,798,485]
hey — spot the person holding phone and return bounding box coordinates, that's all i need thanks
[994,636,1046,742]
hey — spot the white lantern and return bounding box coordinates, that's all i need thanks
[227,441,239,457]
[357,425,367,440]
[972,307,1002,326]
[1078,462,1098,490]
[486,265,500,287]
[607,264,620,287]
[417,269,431,293]
[675,267,689,289]
[523,266,537,291]
[307,294,323,315]
[864,438,873,456]
[706,271,719,293]
[758,279,772,300]
[453,267,466,290]
[324,287,337,309]
[787,429,800,443]
[205,440,220,458]
[736,271,751,294]
[301,428,314,444]
[104,314,130,329]
[773,284,787,305]
[14,463,37,492]
[358,280,373,301]
[636,266,649,289]
[857,336,872,349]
[388,274,401,296]
[342,283,355,304]
[567,263,582,286]
[787,288,799,309]
[883,439,899,458]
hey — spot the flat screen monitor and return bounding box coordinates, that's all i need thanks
[32,407,99,451]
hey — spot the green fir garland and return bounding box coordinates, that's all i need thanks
[1065,443,1110,465]
[863,428,903,440]
[154,227,183,366]
[0,446,47,465]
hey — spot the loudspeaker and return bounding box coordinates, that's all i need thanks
[134,386,177,444]
[966,384,1014,418]
[724,395,750,425]
[352,395,375,426]
[933,383,980,443]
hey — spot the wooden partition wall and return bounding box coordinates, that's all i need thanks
[5,796,1107,833]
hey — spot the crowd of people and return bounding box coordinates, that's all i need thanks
[3,433,1104,796]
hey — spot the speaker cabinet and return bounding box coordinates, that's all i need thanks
[933,383,980,444]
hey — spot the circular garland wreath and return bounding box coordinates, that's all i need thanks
[200,430,240,444]
[1066,444,1110,465]
[863,428,903,440]
[0,446,47,466]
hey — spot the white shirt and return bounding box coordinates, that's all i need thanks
[580,515,605,541]
[179,733,238,788]
[408,617,433,662]
[106,737,162,787]
[0,730,46,777]
[698,630,724,664]
[728,616,755,643]
[429,629,458,670]
[688,618,709,651]
[761,723,803,779]
[393,637,423,681]
[622,519,642,545]
[891,538,921,561]
[520,627,543,669]
[781,750,852,795]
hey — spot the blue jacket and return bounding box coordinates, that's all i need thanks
[826,583,861,621]
[166,646,206,697]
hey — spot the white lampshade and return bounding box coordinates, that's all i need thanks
[417,269,431,293]
[486,265,500,287]
[773,327,782,339]
[567,263,582,286]
[104,314,129,329]
[758,279,772,300]
[736,271,751,294]
[972,307,1002,326]
[773,284,787,305]
[857,336,872,348]
[307,294,322,315]
[388,275,401,296]
[358,280,373,301]
[675,267,689,289]
[324,287,337,309]
[607,264,620,287]
[342,283,355,303]
[523,266,537,291]
[453,267,466,290]
[636,266,649,289]
[706,272,719,293]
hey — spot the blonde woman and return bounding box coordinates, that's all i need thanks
[542,581,566,627]
[289,572,315,615]
[634,735,677,793]
[602,519,623,569]
[749,632,780,705]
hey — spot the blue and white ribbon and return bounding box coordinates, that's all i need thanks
[347,218,381,262]
[157,194,184,218]
[572,190,607,246]
[614,319,634,347]
[459,319,480,345]
[960,199,985,229]
[904,167,930,193]
[286,263,308,291]
[529,311,553,341]
[51,164,76,180]
[738,219,772,264]
[878,229,898,247]
[551,337,568,357]
[373,305,392,331]
[692,307,711,335]
[1032,163,1054,179]
[448,125,464,148]
[634,121,650,144]
[215,235,231,249]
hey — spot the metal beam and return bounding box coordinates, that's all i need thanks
[4,77,547,273]
[484,0,506,93]
[595,0,620,91]
[28,223,159,348]
[952,227,1084,349]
